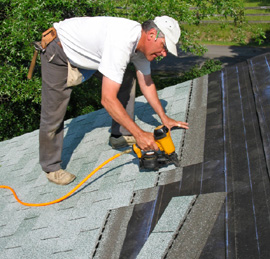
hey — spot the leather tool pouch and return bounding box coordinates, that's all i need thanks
[41,27,85,87]
[41,27,57,49]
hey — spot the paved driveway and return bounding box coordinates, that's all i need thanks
[151,45,270,73]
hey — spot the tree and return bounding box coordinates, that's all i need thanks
[0,0,244,141]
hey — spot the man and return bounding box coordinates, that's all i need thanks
[40,15,189,185]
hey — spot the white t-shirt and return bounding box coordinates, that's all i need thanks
[53,16,151,84]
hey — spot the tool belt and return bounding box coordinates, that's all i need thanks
[29,27,83,86]
[41,27,82,87]
[27,27,63,80]
[41,27,57,49]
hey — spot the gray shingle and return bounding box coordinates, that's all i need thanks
[158,167,183,186]
[153,195,196,232]
[137,232,173,259]
[0,81,192,258]
[166,192,226,259]
[136,196,196,258]
[133,171,158,191]
[93,206,134,259]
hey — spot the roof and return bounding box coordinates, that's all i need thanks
[0,52,270,258]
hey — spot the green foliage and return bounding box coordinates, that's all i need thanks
[0,0,245,141]
[177,59,223,82]
[251,27,267,45]
[67,77,103,118]
[182,22,270,46]
[0,0,101,141]
[117,0,245,54]
[233,27,248,44]
[189,0,245,26]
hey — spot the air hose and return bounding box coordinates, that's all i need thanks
[0,149,132,207]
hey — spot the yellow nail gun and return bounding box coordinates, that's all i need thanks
[132,125,180,171]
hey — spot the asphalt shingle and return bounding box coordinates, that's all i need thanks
[0,80,188,257]
[165,193,226,259]
[136,195,196,259]
[0,77,225,258]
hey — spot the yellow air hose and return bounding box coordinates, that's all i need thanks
[0,149,132,207]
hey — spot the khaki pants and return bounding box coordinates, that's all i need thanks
[39,38,136,172]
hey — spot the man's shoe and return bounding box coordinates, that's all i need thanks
[109,135,136,148]
[46,169,76,185]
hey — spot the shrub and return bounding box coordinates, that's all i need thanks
[0,0,243,141]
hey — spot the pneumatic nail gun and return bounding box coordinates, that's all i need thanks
[132,125,180,171]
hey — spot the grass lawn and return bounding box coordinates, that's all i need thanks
[242,0,270,21]
[183,23,270,46]
[244,0,270,7]
[183,0,270,47]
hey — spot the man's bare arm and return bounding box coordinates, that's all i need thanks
[136,71,189,130]
[101,76,158,151]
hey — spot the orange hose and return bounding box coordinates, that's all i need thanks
[0,149,132,207]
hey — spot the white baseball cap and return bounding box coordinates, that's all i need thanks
[154,16,181,56]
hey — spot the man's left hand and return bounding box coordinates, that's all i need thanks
[161,115,189,130]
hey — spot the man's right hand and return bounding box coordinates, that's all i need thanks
[101,76,159,152]
[134,131,159,152]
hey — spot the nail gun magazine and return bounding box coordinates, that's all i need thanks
[133,125,180,171]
